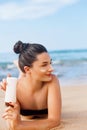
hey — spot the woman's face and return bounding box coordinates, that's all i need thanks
[30,52,54,82]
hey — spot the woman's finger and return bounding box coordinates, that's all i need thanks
[9,102,20,110]
[5,106,14,112]
[5,103,19,113]
[2,113,14,120]
[2,112,12,117]
[0,81,6,91]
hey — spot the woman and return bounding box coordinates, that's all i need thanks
[1,41,61,130]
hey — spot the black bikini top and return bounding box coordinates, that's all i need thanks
[20,109,48,116]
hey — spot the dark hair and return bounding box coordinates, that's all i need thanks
[13,41,48,72]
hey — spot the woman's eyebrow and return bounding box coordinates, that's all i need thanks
[42,59,52,64]
[42,61,48,64]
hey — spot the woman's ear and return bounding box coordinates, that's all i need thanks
[24,66,30,73]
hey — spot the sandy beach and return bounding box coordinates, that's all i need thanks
[51,84,87,130]
[0,84,87,130]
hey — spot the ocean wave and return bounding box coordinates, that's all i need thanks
[0,62,16,70]
[52,59,87,66]
[0,50,87,84]
[7,64,16,69]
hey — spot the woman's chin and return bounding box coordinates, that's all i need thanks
[44,76,53,81]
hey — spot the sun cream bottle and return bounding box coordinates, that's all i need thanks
[5,77,17,106]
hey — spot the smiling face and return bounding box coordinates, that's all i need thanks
[29,52,54,82]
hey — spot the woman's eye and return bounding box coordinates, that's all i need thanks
[42,64,47,67]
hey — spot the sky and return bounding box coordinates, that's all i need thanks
[0,0,87,52]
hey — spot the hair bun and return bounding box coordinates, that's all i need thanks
[13,41,28,54]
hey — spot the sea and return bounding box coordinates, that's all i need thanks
[0,49,87,86]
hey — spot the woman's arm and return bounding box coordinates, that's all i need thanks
[3,75,62,130]
[17,118,59,130]
[48,75,62,122]
[17,75,62,130]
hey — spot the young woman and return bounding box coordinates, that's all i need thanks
[1,41,61,130]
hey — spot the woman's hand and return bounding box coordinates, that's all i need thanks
[0,78,7,91]
[2,102,21,130]
[0,74,11,91]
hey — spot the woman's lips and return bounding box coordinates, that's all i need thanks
[46,74,51,76]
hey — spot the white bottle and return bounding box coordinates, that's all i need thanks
[5,77,17,106]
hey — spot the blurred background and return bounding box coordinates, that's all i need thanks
[0,0,87,86]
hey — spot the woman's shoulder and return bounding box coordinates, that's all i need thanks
[50,74,59,83]
[46,74,60,88]
[52,74,59,81]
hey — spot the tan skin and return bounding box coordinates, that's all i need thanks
[1,52,62,130]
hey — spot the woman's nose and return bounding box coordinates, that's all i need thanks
[48,64,54,72]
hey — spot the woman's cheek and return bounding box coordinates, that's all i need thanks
[40,68,47,73]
